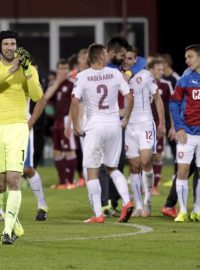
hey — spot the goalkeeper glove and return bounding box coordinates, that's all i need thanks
[15,47,32,77]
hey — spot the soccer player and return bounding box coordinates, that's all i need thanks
[126,58,165,217]
[23,121,48,221]
[169,44,200,222]
[71,43,134,223]
[0,30,44,244]
[150,57,174,195]
[45,59,77,190]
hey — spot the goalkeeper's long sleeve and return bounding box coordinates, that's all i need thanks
[26,66,43,102]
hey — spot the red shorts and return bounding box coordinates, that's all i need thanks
[52,127,76,151]
[156,137,164,153]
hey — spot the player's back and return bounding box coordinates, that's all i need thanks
[76,67,127,125]
[129,69,158,123]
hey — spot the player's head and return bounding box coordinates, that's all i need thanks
[148,57,164,80]
[122,46,138,70]
[0,30,18,61]
[56,59,69,75]
[88,43,107,67]
[107,36,129,66]
[78,48,89,70]
[185,44,200,71]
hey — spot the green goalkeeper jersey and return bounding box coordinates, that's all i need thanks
[0,61,43,124]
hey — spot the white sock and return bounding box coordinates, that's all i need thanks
[176,179,188,214]
[28,172,47,209]
[142,169,154,205]
[130,173,142,210]
[194,179,200,212]
[110,170,130,206]
[86,179,102,217]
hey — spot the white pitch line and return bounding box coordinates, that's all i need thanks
[23,222,153,242]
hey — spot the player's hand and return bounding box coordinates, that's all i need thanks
[73,126,84,137]
[168,126,176,141]
[64,125,71,139]
[176,129,187,144]
[122,70,133,82]
[157,124,166,138]
[15,47,32,76]
[121,117,129,128]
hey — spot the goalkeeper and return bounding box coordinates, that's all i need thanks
[0,30,44,245]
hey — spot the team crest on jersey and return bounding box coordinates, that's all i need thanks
[178,151,184,159]
[62,86,68,92]
[136,77,142,84]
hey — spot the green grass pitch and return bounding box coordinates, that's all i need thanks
[0,164,200,270]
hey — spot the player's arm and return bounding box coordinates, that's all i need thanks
[118,71,134,127]
[70,73,84,136]
[71,96,82,136]
[26,66,44,101]
[28,95,46,130]
[169,83,187,144]
[123,92,134,128]
[153,90,166,138]
[45,71,67,101]
[0,59,20,85]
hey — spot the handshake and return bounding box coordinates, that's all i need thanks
[14,47,32,76]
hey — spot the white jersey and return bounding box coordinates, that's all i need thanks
[72,67,130,130]
[129,69,158,124]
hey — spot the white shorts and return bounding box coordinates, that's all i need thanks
[83,123,122,168]
[176,133,200,167]
[125,121,156,158]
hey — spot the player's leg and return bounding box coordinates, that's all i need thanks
[175,134,195,222]
[162,155,196,218]
[140,149,154,217]
[51,127,68,189]
[24,167,48,220]
[153,137,164,195]
[0,173,7,221]
[82,128,104,223]
[65,150,77,189]
[128,157,143,216]
[104,125,133,222]
[2,123,28,244]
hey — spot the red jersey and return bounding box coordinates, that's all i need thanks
[52,79,74,128]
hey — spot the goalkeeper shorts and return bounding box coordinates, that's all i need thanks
[0,123,29,173]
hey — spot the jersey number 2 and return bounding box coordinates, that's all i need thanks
[97,84,109,110]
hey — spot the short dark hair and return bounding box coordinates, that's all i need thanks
[56,58,68,68]
[107,36,129,52]
[126,45,138,56]
[0,30,18,53]
[147,58,163,69]
[185,44,200,56]
[0,30,18,42]
[88,43,106,64]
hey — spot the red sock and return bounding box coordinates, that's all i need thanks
[54,158,67,184]
[153,161,163,188]
[65,158,77,184]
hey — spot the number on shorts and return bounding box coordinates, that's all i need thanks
[145,131,152,140]
[97,84,109,110]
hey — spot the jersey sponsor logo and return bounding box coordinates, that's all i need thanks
[178,151,184,159]
[192,89,200,100]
